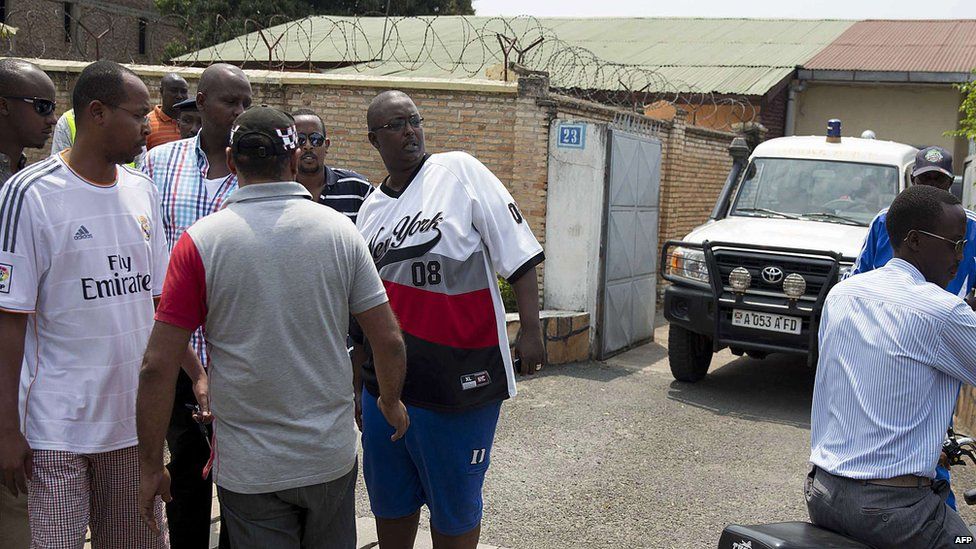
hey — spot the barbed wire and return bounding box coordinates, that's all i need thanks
[0,5,759,130]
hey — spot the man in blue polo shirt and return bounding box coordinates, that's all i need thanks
[292,108,373,224]
[848,145,976,510]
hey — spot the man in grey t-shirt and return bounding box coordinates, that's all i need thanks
[135,107,410,548]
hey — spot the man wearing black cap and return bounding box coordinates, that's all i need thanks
[137,107,410,549]
[173,98,201,139]
[848,145,976,510]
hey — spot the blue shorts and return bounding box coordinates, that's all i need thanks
[361,390,502,536]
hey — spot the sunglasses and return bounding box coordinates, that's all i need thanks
[297,132,326,147]
[369,115,423,133]
[913,229,967,255]
[4,96,57,117]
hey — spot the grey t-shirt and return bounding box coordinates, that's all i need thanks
[159,182,387,494]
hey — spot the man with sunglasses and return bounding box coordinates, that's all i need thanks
[0,60,58,192]
[0,59,172,548]
[847,145,976,509]
[808,184,976,548]
[143,62,251,549]
[292,108,373,224]
[0,57,58,549]
[355,90,545,549]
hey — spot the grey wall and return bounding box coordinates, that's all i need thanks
[543,120,608,343]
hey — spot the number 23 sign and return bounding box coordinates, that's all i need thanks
[557,123,586,149]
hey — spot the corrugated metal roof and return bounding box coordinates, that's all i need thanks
[804,20,976,73]
[179,17,855,95]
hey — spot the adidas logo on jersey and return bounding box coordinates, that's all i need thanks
[73,225,93,240]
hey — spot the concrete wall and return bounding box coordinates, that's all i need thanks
[543,120,608,326]
[794,82,968,173]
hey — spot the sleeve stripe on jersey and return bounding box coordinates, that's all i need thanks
[120,164,155,185]
[506,251,546,284]
[0,158,59,253]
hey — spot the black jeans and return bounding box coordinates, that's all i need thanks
[166,369,229,549]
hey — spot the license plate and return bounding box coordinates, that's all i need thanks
[731,309,801,335]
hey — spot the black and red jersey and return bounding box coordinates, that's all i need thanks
[356,152,544,410]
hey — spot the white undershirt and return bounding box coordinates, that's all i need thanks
[204,176,225,200]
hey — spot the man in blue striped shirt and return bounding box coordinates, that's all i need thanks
[807,184,976,548]
[292,109,373,224]
[847,145,973,510]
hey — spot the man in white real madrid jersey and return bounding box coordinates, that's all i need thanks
[0,60,198,548]
[355,90,545,549]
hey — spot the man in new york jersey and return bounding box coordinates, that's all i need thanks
[0,61,173,547]
[356,90,545,549]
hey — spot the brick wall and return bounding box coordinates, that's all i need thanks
[760,83,789,139]
[3,0,180,63]
[26,60,550,287]
[25,59,739,305]
[657,113,735,249]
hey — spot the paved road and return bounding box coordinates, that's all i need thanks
[349,321,976,548]
[122,319,976,549]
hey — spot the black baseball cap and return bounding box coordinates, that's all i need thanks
[173,98,197,112]
[229,106,299,158]
[912,146,953,178]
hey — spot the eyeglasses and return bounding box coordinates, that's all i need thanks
[108,104,150,124]
[913,229,967,254]
[297,132,326,147]
[4,96,56,117]
[369,115,423,133]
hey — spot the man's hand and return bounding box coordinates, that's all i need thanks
[515,329,545,375]
[0,427,31,496]
[138,465,172,534]
[510,265,545,375]
[377,395,409,441]
[191,373,213,424]
[966,289,976,311]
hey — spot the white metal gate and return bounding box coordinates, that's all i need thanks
[597,130,662,359]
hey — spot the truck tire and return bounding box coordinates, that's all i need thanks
[668,324,713,382]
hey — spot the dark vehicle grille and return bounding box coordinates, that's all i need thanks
[713,250,835,299]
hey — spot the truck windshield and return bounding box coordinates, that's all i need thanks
[730,158,899,226]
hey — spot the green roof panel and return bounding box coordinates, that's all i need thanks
[178,16,856,95]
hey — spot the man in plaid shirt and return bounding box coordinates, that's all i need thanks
[143,63,252,549]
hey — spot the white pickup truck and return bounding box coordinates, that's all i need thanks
[661,126,918,382]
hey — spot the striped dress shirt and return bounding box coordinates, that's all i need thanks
[811,258,976,480]
[143,134,238,366]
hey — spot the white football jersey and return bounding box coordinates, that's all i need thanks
[0,154,169,453]
[356,152,544,410]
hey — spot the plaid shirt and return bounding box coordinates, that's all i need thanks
[144,134,238,366]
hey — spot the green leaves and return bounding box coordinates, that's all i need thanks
[948,70,976,140]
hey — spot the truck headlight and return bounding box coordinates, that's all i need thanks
[729,267,752,293]
[783,273,807,300]
[668,247,710,284]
